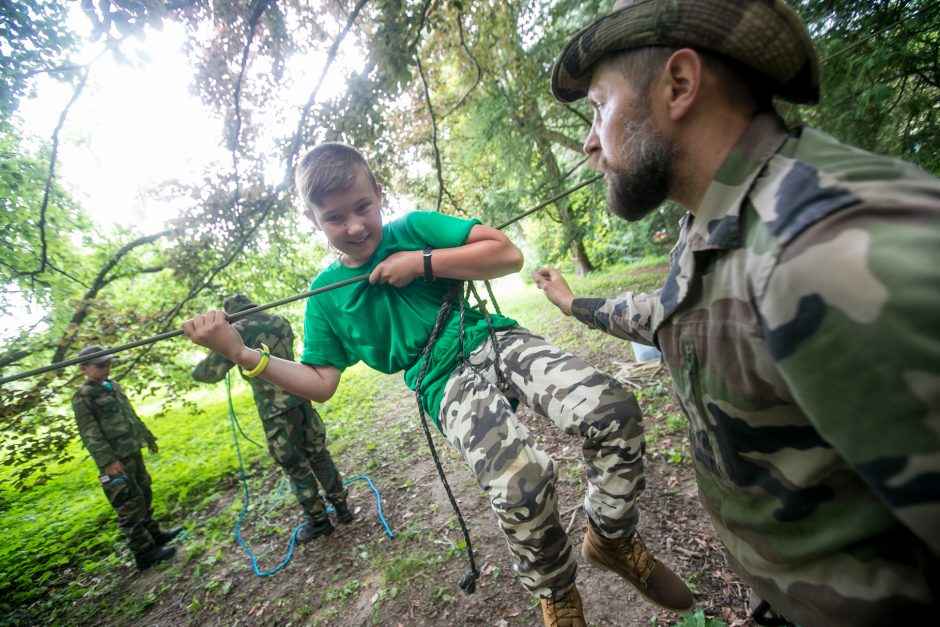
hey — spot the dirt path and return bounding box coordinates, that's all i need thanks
[58,351,756,626]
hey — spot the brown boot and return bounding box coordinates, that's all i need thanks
[540,583,586,627]
[582,526,694,612]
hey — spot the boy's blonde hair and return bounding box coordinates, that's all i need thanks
[294,142,379,211]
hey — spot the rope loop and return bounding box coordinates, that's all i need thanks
[224,373,393,578]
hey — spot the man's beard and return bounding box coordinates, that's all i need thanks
[605,116,677,222]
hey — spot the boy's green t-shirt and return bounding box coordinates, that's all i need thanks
[301,210,517,423]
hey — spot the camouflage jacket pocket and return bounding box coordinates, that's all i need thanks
[93,394,132,435]
[674,341,728,482]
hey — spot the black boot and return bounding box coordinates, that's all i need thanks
[297,517,333,544]
[152,526,184,545]
[333,500,354,524]
[135,544,176,571]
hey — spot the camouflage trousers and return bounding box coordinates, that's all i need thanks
[100,451,159,555]
[263,402,346,522]
[437,327,646,597]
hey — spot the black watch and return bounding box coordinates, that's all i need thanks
[423,246,434,281]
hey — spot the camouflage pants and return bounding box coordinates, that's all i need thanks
[100,451,159,555]
[438,327,646,597]
[264,402,346,522]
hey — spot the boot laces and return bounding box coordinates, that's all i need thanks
[543,588,582,625]
[621,532,654,583]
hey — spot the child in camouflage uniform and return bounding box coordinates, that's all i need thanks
[71,346,182,570]
[181,142,694,625]
[535,0,940,625]
[192,295,351,543]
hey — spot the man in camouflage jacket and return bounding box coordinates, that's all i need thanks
[72,346,181,570]
[535,1,940,625]
[192,295,351,542]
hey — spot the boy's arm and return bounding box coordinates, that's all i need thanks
[111,381,158,447]
[370,224,523,287]
[181,311,341,402]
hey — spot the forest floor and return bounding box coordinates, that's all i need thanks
[52,360,755,626]
[10,264,759,627]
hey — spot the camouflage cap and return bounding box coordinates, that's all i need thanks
[77,345,114,364]
[223,294,257,315]
[551,0,820,105]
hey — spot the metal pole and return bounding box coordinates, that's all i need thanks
[0,274,369,385]
[1,173,603,385]
[494,173,602,230]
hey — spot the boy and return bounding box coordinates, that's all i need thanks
[191,294,352,543]
[181,142,692,625]
[72,345,182,570]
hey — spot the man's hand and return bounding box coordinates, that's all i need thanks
[148,442,159,454]
[181,311,247,361]
[533,268,575,316]
[104,459,125,478]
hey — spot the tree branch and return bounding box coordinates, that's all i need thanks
[536,127,584,154]
[283,0,371,189]
[229,0,272,230]
[30,69,89,279]
[416,56,446,213]
[441,10,482,120]
[52,229,171,363]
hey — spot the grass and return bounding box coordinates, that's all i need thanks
[0,383,269,613]
[497,257,668,355]
[0,258,676,624]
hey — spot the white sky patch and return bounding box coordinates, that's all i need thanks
[18,19,228,234]
[16,4,378,235]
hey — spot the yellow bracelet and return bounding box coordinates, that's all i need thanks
[241,343,270,379]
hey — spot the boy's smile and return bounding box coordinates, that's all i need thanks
[304,168,384,267]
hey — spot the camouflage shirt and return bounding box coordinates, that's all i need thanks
[571,112,940,626]
[192,310,307,420]
[71,379,156,469]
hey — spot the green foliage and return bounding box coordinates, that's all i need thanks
[793,0,940,174]
[0,0,78,117]
[4,0,938,510]
[0,260,675,623]
[322,579,360,602]
[670,607,728,627]
[0,384,268,613]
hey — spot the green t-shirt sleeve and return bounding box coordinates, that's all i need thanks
[393,210,480,250]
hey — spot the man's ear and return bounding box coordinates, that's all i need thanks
[662,48,703,122]
[376,183,383,205]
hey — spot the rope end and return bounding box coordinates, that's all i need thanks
[458,568,478,594]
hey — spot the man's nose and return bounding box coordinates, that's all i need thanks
[583,124,599,155]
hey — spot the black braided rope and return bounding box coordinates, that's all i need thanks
[413,280,480,593]
[467,282,507,391]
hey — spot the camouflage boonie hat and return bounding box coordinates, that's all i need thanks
[78,345,114,364]
[551,0,820,105]
[223,294,257,315]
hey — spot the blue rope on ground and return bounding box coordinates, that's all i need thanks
[343,475,395,539]
[224,373,393,577]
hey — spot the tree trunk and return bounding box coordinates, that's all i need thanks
[533,133,595,276]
